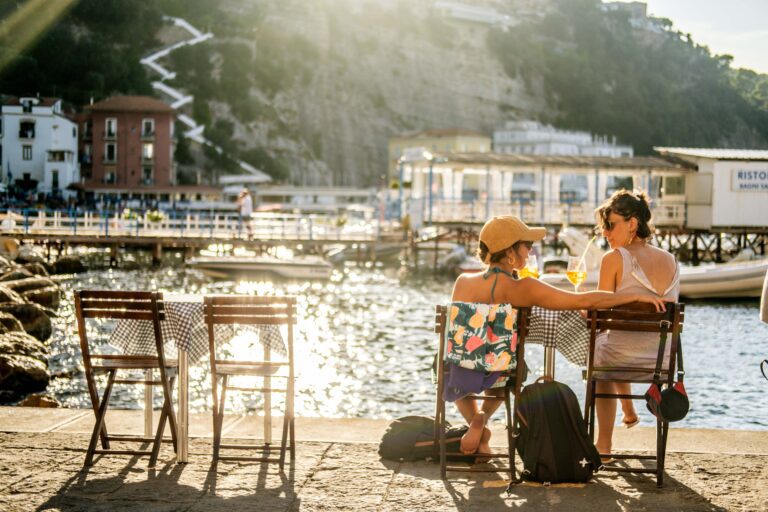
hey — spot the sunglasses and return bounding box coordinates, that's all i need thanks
[519,241,534,250]
[601,217,627,232]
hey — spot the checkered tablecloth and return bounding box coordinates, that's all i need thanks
[109,298,286,362]
[527,307,589,367]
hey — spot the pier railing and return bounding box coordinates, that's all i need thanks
[418,198,686,227]
[0,209,389,242]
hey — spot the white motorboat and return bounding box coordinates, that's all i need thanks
[187,255,333,280]
[325,242,406,265]
[542,228,768,299]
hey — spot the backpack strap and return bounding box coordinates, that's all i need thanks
[652,319,671,384]
[676,335,685,383]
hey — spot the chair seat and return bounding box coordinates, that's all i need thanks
[92,357,179,370]
[216,362,285,376]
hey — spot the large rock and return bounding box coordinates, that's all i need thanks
[17,393,60,408]
[0,331,49,403]
[3,277,61,309]
[0,254,12,273]
[53,255,87,274]
[21,262,49,277]
[0,302,53,342]
[15,245,45,265]
[0,268,33,282]
[0,311,23,333]
[0,285,24,304]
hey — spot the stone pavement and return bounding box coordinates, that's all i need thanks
[0,407,766,511]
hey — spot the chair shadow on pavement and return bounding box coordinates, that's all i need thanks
[383,458,726,511]
[36,447,299,512]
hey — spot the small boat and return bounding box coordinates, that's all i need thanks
[187,255,333,280]
[545,228,768,299]
[325,242,405,265]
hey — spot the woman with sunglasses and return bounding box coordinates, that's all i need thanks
[449,215,669,457]
[592,189,680,459]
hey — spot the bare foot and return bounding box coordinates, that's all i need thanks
[460,412,486,454]
[622,414,639,428]
[475,427,493,463]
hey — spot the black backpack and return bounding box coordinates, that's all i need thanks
[378,415,475,463]
[515,379,601,484]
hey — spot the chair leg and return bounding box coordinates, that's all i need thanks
[657,420,669,487]
[587,380,597,441]
[279,413,288,469]
[213,375,228,460]
[438,390,447,480]
[505,389,516,483]
[149,393,171,467]
[85,369,116,467]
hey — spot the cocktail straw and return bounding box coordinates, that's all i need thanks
[578,235,597,268]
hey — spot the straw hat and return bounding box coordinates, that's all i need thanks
[478,215,545,260]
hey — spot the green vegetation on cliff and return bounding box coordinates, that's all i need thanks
[488,0,768,153]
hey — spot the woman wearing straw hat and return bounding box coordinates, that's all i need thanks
[450,214,669,457]
[592,190,679,459]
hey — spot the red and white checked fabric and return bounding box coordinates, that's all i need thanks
[527,307,589,367]
[109,299,286,362]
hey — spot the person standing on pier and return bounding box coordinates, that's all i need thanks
[592,190,680,458]
[449,215,669,457]
[238,187,253,239]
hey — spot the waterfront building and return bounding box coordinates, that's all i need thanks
[1,96,79,200]
[398,152,692,228]
[388,128,491,184]
[654,147,768,230]
[493,120,634,158]
[78,96,176,205]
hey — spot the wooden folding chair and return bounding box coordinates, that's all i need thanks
[74,290,178,467]
[583,302,685,487]
[204,295,296,468]
[433,305,530,481]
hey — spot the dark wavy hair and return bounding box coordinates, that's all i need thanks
[595,189,654,240]
[476,241,526,264]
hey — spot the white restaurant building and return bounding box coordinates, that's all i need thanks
[1,97,79,199]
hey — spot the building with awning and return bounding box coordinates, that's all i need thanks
[396,151,695,227]
[655,147,768,231]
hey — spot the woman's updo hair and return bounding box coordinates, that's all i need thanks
[595,189,654,240]
[476,241,525,264]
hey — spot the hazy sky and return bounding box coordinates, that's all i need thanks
[615,0,768,73]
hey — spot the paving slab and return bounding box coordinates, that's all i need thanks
[0,408,765,511]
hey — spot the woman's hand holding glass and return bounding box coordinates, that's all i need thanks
[566,256,587,292]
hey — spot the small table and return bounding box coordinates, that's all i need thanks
[526,307,590,378]
[109,293,285,463]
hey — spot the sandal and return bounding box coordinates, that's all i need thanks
[622,418,639,429]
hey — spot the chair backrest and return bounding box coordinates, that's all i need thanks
[586,302,684,382]
[204,295,297,365]
[74,290,167,373]
[203,295,297,326]
[435,304,530,375]
[75,290,165,321]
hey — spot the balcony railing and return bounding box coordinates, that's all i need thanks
[19,130,35,139]
[411,198,687,227]
[141,131,155,140]
[104,130,117,140]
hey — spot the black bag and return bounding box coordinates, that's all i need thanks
[378,415,474,463]
[515,379,601,484]
[645,324,689,423]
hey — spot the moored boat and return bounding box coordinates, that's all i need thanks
[187,255,333,280]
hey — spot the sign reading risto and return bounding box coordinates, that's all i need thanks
[731,169,768,191]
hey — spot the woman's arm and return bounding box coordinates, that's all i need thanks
[598,250,621,292]
[517,278,667,311]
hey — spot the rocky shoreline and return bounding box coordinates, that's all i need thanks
[0,241,86,405]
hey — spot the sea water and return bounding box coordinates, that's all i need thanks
[46,256,768,430]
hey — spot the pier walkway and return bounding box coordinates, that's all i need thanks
[0,407,765,511]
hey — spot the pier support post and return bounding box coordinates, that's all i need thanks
[109,244,119,267]
[716,233,722,262]
[692,232,700,266]
[152,243,163,267]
